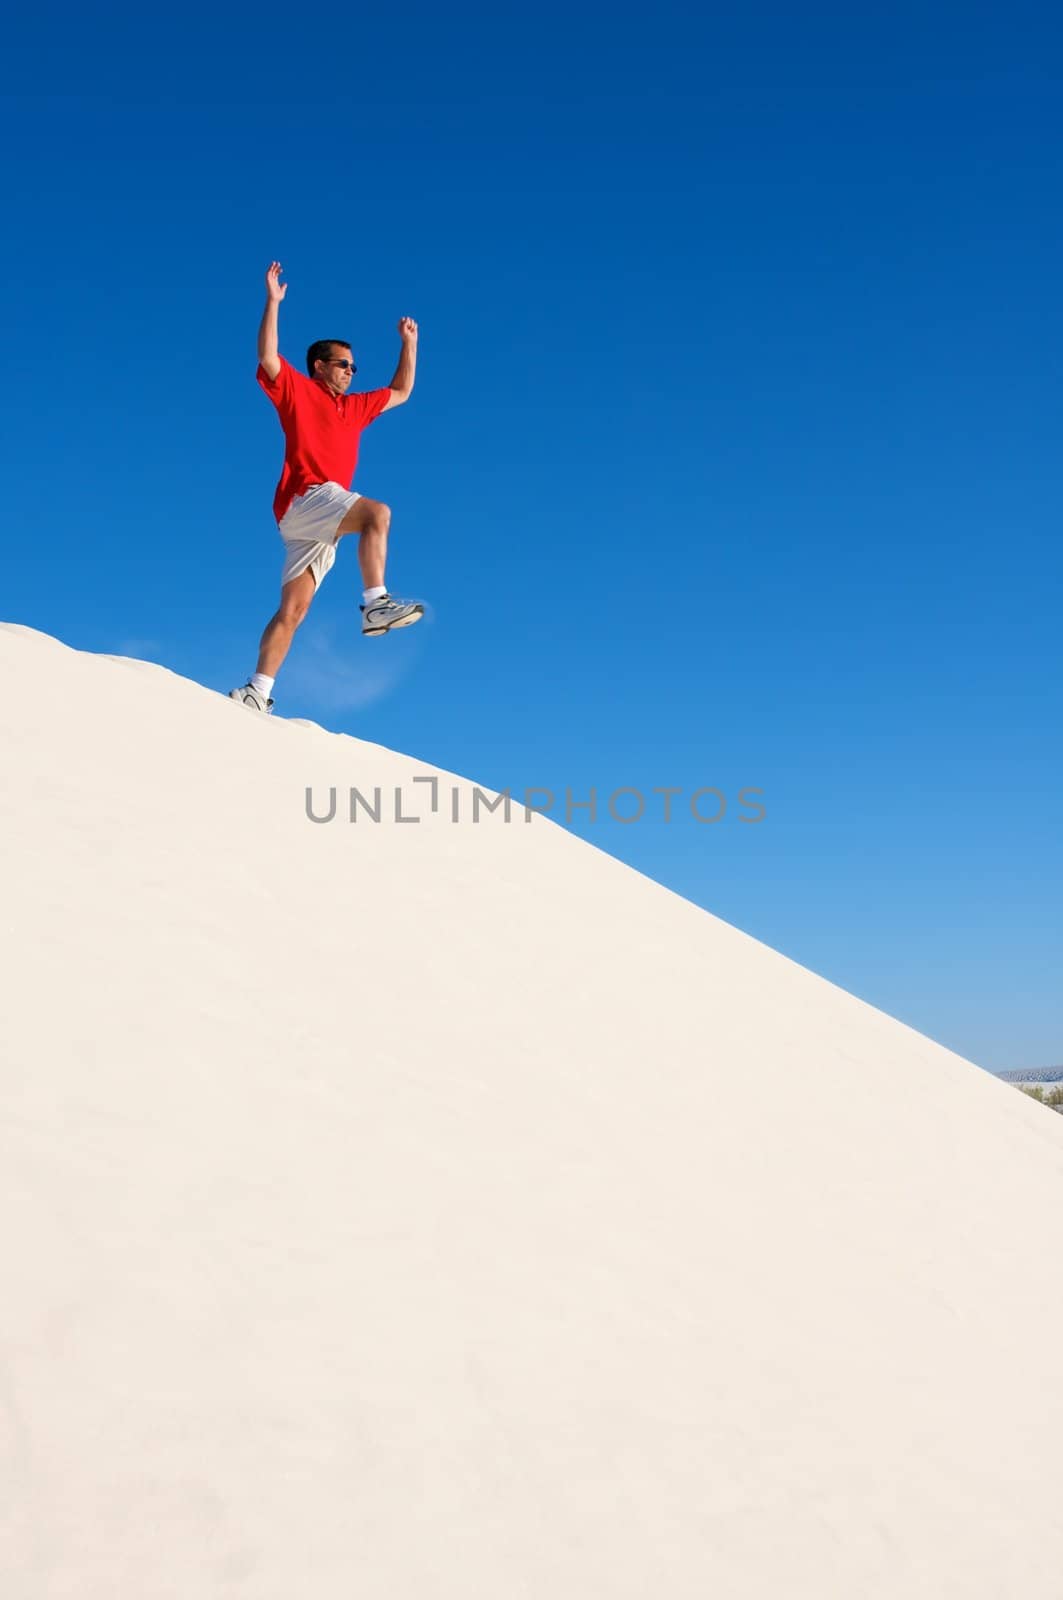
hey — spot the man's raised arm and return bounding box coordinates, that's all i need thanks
[383,317,418,410]
[257,261,286,380]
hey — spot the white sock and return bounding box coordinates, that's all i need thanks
[250,672,275,698]
[363,585,387,606]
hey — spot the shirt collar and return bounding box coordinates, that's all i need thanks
[312,376,346,406]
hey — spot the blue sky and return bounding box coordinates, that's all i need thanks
[3,3,1060,1071]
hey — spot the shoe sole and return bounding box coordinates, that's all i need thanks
[363,607,424,638]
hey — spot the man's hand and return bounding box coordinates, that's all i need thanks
[258,263,285,378]
[384,318,419,409]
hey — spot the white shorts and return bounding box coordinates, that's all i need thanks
[277,481,361,588]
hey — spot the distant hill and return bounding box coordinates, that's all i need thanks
[996,1065,1063,1085]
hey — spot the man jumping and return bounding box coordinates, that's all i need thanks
[230,261,425,715]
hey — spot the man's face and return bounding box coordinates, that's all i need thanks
[316,345,355,396]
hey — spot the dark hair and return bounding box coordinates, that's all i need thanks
[306,339,356,377]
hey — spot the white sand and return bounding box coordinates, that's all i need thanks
[2,621,1062,1598]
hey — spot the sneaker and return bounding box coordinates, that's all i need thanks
[360,592,425,637]
[229,683,274,714]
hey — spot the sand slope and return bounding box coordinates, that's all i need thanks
[2,622,1061,1598]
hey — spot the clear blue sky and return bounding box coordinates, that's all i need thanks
[3,3,1060,1072]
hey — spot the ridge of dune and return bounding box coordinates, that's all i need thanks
[2,621,1062,1599]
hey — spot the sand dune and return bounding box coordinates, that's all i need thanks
[2,622,1061,1598]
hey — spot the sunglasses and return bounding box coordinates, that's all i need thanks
[327,357,357,372]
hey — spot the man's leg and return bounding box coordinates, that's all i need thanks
[256,566,318,676]
[335,496,424,636]
[335,496,391,589]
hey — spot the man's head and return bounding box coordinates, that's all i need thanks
[307,339,357,395]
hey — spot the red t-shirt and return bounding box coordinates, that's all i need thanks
[257,356,392,523]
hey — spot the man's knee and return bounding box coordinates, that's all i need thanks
[367,499,391,532]
[336,496,391,539]
[278,572,316,626]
